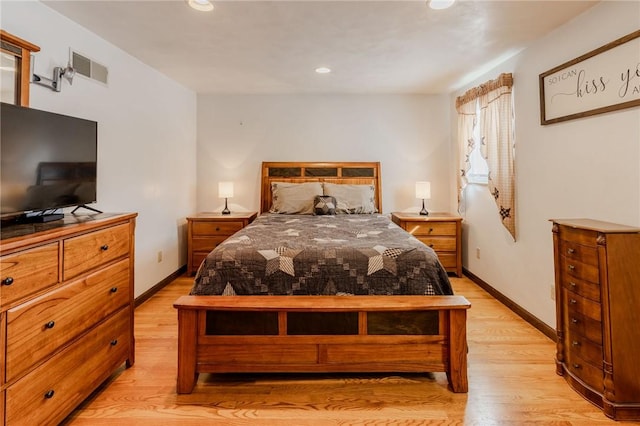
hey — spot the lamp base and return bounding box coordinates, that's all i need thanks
[222,198,231,215]
[419,199,429,216]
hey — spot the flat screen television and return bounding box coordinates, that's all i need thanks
[1,102,98,223]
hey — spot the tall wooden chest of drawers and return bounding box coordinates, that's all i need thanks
[551,218,640,421]
[0,213,136,425]
[187,212,257,275]
[391,212,462,277]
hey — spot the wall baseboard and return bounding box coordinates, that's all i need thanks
[135,265,187,308]
[462,267,556,342]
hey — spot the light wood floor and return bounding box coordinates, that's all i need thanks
[62,275,639,425]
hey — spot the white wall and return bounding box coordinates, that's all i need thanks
[197,94,451,215]
[2,1,197,297]
[451,1,640,327]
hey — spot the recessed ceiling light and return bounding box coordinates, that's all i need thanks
[188,0,214,12]
[315,67,331,74]
[429,0,455,10]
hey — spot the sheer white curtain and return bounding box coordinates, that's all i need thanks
[479,77,515,240]
[456,73,516,240]
[456,99,476,213]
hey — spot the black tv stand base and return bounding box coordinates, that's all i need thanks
[71,205,103,214]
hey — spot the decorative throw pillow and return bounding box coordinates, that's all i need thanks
[323,183,378,214]
[270,181,323,214]
[313,195,337,215]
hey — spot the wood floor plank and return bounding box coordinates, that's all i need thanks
[60,276,638,425]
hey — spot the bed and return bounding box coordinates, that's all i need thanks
[174,161,470,394]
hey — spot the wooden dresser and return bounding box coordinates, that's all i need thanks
[0,213,136,425]
[391,212,462,277]
[187,212,257,275]
[551,218,640,421]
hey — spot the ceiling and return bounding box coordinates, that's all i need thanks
[42,0,598,95]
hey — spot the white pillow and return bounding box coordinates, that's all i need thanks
[270,182,323,214]
[323,183,377,214]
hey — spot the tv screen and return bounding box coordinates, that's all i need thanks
[1,102,97,219]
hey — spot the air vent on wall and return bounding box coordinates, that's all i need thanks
[70,50,108,85]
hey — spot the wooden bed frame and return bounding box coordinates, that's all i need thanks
[174,161,470,394]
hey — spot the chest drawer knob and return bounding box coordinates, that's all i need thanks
[572,363,581,369]
[100,244,109,251]
[571,317,579,324]
[45,320,56,329]
[567,248,575,254]
[572,340,580,347]
[110,287,118,293]
[44,390,55,399]
[2,276,14,285]
[569,282,577,289]
[570,299,577,305]
[110,339,118,346]
[568,265,576,271]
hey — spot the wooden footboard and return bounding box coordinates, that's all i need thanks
[173,295,470,394]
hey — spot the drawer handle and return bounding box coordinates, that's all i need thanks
[572,363,581,369]
[572,340,580,347]
[2,276,14,285]
[568,265,575,271]
[571,318,579,324]
[428,228,434,233]
[215,227,220,231]
[429,244,434,248]
[44,390,55,399]
[110,287,118,293]
[567,248,575,254]
[110,339,118,346]
[45,321,56,329]
[100,244,109,251]
[570,299,577,304]
[569,282,577,288]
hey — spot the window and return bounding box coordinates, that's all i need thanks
[466,100,488,185]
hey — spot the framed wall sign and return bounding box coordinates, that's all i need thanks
[539,30,640,125]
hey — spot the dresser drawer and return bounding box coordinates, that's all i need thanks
[566,351,604,392]
[558,226,598,248]
[565,289,601,322]
[192,236,228,252]
[416,236,456,251]
[192,221,244,236]
[5,306,130,426]
[561,256,599,284]
[6,259,130,382]
[567,310,602,345]
[404,221,457,237]
[560,239,598,266]
[63,223,130,280]
[562,273,601,302]
[566,334,603,368]
[0,243,59,307]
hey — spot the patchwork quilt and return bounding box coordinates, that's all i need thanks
[191,214,453,296]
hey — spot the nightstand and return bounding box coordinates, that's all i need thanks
[186,211,257,275]
[391,212,463,277]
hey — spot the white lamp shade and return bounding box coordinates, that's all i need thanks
[415,181,431,199]
[218,181,234,198]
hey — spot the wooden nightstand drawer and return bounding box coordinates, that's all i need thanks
[1,243,59,307]
[560,239,598,266]
[437,253,458,269]
[6,259,130,382]
[416,236,456,251]
[405,221,457,237]
[192,221,244,236]
[5,307,131,426]
[562,273,600,302]
[63,223,130,280]
[192,236,228,252]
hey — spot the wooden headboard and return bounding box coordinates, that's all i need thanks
[260,161,382,214]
